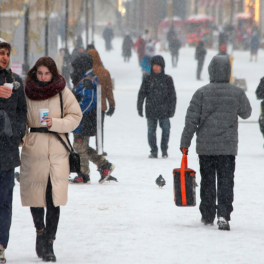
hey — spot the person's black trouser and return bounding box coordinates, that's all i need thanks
[199,155,235,222]
[96,111,105,151]
[30,177,60,240]
[0,169,14,249]
[197,59,204,79]
[171,52,179,67]
[147,118,170,155]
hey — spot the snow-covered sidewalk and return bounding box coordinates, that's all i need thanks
[8,36,264,264]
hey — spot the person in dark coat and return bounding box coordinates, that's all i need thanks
[180,55,252,230]
[69,53,117,184]
[122,33,134,62]
[255,77,264,137]
[103,22,114,52]
[168,34,181,67]
[195,40,207,80]
[137,55,177,158]
[0,38,27,263]
[250,32,259,62]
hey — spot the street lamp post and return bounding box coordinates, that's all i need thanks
[45,0,49,56]
[65,0,69,49]
[91,0,95,44]
[23,5,30,76]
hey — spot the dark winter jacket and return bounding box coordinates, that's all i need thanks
[250,34,259,52]
[180,55,252,156]
[169,37,181,54]
[255,77,264,100]
[137,55,177,119]
[103,26,114,42]
[0,69,27,171]
[122,35,134,57]
[195,41,207,61]
[71,53,98,136]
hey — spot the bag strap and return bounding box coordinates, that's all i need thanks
[73,76,99,90]
[51,92,74,153]
[180,148,188,206]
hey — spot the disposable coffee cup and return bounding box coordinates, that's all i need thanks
[39,109,49,125]
[4,83,13,90]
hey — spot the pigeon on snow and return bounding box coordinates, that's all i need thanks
[156,175,165,188]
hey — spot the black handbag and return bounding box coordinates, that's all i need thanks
[54,92,80,173]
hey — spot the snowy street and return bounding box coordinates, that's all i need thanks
[9,36,264,264]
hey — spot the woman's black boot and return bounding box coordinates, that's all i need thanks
[42,239,56,262]
[36,229,45,258]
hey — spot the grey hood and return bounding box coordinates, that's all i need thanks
[208,55,231,83]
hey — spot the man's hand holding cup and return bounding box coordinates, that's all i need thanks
[0,83,13,99]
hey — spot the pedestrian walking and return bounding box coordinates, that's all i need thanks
[137,55,177,158]
[255,76,264,139]
[0,38,27,264]
[195,40,207,80]
[141,41,155,79]
[87,48,116,156]
[168,34,181,67]
[20,57,82,262]
[250,32,259,62]
[122,33,134,62]
[69,53,117,184]
[134,35,146,66]
[103,22,114,52]
[180,55,252,230]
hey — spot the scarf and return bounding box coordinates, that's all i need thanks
[25,75,66,100]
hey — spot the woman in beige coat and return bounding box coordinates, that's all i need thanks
[20,57,82,262]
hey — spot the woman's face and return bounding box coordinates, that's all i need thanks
[36,66,52,82]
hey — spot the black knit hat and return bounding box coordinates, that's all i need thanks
[72,53,93,73]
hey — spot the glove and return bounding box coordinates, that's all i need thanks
[106,107,115,117]
[180,148,188,155]
[138,110,143,117]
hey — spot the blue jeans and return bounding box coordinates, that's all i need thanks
[0,169,14,248]
[147,118,171,154]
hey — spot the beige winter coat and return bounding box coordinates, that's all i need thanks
[20,87,82,207]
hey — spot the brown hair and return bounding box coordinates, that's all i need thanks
[26,56,59,82]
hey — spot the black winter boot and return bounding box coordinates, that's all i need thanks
[36,229,45,258]
[42,239,56,262]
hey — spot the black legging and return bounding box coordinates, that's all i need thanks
[30,177,60,240]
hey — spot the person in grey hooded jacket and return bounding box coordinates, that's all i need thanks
[180,55,252,231]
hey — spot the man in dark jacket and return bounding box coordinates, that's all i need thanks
[137,55,177,158]
[168,34,181,67]
[0,38,27,263]
[180,55,252,230]
[195,40,207,80]
[69,53,117,184]
[103,22,114,52]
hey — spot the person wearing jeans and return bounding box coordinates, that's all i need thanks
[147,118,170,157]
[0,38,27,263]
[137,55,176,158]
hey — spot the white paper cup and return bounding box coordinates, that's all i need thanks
[4,83,13,90]
[39,109,49,125]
